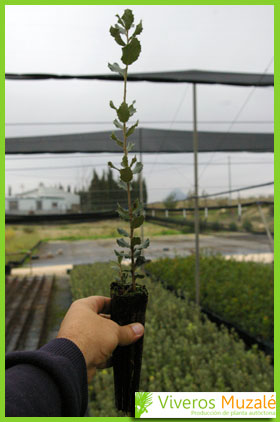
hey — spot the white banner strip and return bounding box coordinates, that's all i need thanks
[135,392,276,418]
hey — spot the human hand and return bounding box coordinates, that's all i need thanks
[57,296,144,381]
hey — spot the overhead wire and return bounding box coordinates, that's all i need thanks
[5,120,274,126]
[189,181,273,200]
[6,182,273,201]
[5,160,274,172]
[198,56,274,181]
[5,65,273,204]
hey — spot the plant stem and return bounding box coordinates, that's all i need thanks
[127,182,136,289]
[122,30,136,291]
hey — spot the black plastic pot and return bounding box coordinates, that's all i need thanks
[110,282,148,415]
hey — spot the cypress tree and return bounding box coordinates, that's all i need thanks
[80,169,147,211]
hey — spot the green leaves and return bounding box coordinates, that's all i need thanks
[131,20,143,38]
[108,161,119,171]
[109,26,125,46]
[117,180,127,190]
[117,227,129,237]
[115,23,126,34]
[132,215,144,228]
[114,249,129,259]
[132,198,143,216]
[136,238,150,250]
[111,132,123,147]
[131,237,141,247]
[128,101,137,117]
[121,38,141,66]
[114,249,123,257]
[121,155,128,167]
[142,238,150,248]
[126,121,138,137]
[135,255,146,267]
[127,142,134,152]
[113,119,123,130]
[113,251,123,264]
[134,249,142,258]
[109,100,117,110]
[132,161,143,174]
[130,155,137,167]
[115,14,125,27]
[111,100,137,132]
[117,238,130,248]
[121,9,134,30]
[108,9,149,285]
[108,62,125,76]
[110,10,142,67]
[117,102,130,123]
[120,167,133,182]
[117,203,130,220]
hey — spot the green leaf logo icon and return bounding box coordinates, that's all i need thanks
[135,392,153,418]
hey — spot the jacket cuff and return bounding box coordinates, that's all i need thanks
[6,337,88,416]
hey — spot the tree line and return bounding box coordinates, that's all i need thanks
[79,168,147,212]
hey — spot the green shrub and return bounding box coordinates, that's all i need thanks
[70,263,273,417]
[181,225,193,234]
[211,221,221,231]
[229,222,238,231]
[23,226,34,234]
[146,256,273,341]
[163,193,177,209]
[199,220,207,232]
[242,219,253,232]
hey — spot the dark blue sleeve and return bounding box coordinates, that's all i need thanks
[5,338,88,417]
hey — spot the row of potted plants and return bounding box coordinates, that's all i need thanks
[70,262,273,417]
[145,255,273,342]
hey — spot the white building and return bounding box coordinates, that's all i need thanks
[6,184,80,215]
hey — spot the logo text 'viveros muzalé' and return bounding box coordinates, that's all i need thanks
[135,392,276,418]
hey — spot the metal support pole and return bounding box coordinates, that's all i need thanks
[29,251,32,275]
[193,83,200,306]
[257,202,274,253]
[237,193,241,221]
[139,128,144,244]
[238,203,242,220]
[204,207,208,220]
[228,156,232,205]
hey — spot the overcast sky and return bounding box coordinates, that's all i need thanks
[5,5,274,201]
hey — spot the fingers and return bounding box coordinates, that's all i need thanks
[83,296,111,314]
[118,323,144,346]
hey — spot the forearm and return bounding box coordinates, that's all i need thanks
[5,338,88,417]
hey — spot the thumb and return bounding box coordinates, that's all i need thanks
[117,323,144,346]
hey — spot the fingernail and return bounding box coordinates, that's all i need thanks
[132,323,144,336]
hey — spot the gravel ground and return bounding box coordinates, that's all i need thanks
[28,232,272,268]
